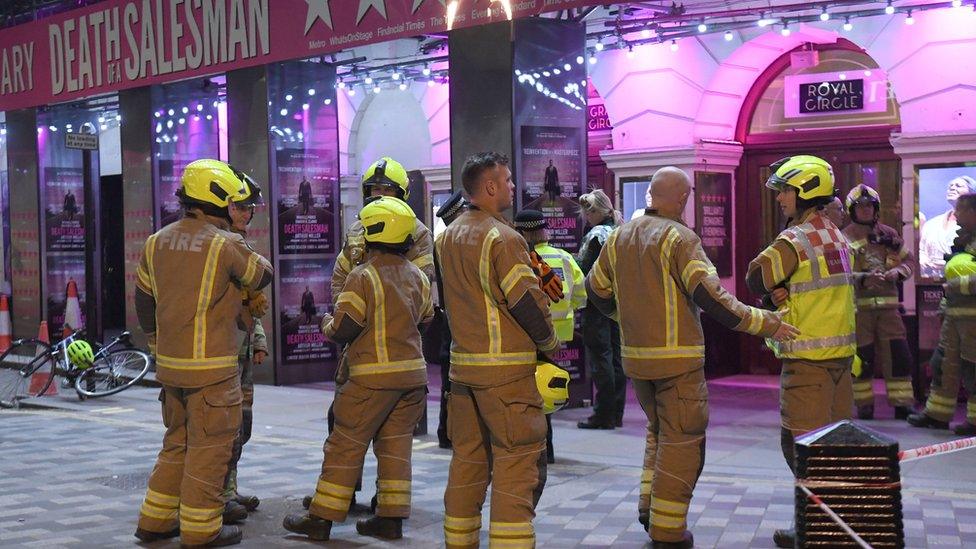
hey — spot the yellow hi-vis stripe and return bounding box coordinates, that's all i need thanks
[140,489,179,521]
[337,291,367,318]
[140,501,178,521]
[349,358,426,377]
[412,253,434,270]
[154,354,238,371]
[377,479,411,507]
[193,234,226,359]
[500,264,536,298]
[660,229,680,348]
[640,469,654,495]
[480,228,502,355]
[746,307,764,335]
[313,480,355,511]
[363,266,389,364]
[145,234,158,296]
[925,393,957,416]
[761,246,785,285]
[681,260,711,290]
[489,521,535,548]
[651,498,688,530]
[145,488,179,508]
[179,504,223,534]
[445,515,482,546]
[968,401,976,421]
[241,252,261,288]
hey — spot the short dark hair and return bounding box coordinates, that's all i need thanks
[461,152,509,195]
[957,193,976,211]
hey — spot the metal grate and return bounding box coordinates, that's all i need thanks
[795,420,904,548]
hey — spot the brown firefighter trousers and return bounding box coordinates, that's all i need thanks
[309,381,426,522]
[137,376,243,546]
[443,377,548,549]
[779,358,854,473]
[633,368,709,544]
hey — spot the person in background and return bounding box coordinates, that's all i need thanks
[577,189,626,430]
[843,185,916,420]
[434,190,468,449]
[221,178,270,523]
[919,175,976,278]
[823,196,847,228]
[515,208,586,463]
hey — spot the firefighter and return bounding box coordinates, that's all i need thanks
[303,157,436,514]
[221,187,270,519]
[586,166,797,548]
[515,208,586,463]
[746,155,857,549]
[909,193,976,436]
[283,196,434,541]
[134,160,273,547]
[439,152,559,549]
[843,184,916,419]
[434,190,468,449]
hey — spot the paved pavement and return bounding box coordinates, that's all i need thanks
[1,371,975,548]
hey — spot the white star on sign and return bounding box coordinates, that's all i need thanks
[304,0,333,34]
[357,0,387,24]
[412,0,446,14]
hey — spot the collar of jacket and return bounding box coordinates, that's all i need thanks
[468,204,514,227]
[644,208,686,226]
[186,210,231,231]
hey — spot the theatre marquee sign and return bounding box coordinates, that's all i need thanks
[0,0,602,112]
[784,69,889,118]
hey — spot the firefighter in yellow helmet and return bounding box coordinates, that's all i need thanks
[842,184,916,420]
[909,193,976,436]
[746,155,857,549]
[587,166,797,548]
[312,157,435,513]
[284,196,433,542]
[135,159,273,547]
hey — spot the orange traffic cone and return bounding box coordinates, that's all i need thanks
[0,294,11,353]
[29,320,58,396]
[63,279,83,338]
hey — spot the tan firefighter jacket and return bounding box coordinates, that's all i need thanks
[332,218,434,300]
[437,207,559,388]
[135,212,273,388]
[843,222,914,310]
[586,209,782,380]
[323,251,434,390]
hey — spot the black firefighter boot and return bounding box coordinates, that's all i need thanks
[907,412,950,430]
[651,531,694,548]
[222,501,247,524]
[357,516,403,540]
[180,525,243,548]
[282,513,332,541]
[232,493,260,512]
[773,528,796,548]
[134,526,180,542]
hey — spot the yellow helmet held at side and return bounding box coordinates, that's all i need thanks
[179,159,254,208]
[766,155,835,201]
[67,339,95,370]
[360,196,417,247]
[536,362,570,414]
[362,157,410,200]
[945,252,976,281]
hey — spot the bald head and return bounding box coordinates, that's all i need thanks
[650,167,692,219]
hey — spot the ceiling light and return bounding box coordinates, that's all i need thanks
[595,42,605,51]
[670,39,679,52]
[697,21,707,33]
[626,45,635,59]
[820,7,830,21]
[904,10,914,24]
[423,65,431,76]
[724,30,734,41]
[843,17,853,31]
[885,1,894,15]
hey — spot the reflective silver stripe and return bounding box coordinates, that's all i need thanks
[856,296,899,307]
[451,351,536,366]
[945,307,976,318]
[621,345,705,359]
[791,273,852,293]
[778,333,856,353]
[788,227,822,281]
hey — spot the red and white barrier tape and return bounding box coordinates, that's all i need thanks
[899,436,976,463]
[798,484,874,549]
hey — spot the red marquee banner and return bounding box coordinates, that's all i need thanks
[0,0,597,112]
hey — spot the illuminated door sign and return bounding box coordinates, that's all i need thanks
[800,78,863,114]
[587,104,612,131]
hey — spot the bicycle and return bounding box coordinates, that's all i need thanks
[0,329,152,408]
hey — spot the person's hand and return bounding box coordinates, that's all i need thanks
[530,251,564,302]
[253,350,267,365]
[320,312,334,334]
[771,287,789,307]
[246,291,269,318]
[770,308,800,342]
[882,269,901,282]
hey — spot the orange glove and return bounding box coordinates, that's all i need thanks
[244,289,269,318]
[530,250,564,303]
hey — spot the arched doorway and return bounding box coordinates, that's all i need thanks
[734,40,903,374]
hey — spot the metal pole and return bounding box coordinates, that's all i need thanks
[82,148,100,342]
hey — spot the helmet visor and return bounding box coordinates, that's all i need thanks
[765,173,790,192]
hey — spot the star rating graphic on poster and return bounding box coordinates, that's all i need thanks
[304,0,333,34]
[358,0,388,24]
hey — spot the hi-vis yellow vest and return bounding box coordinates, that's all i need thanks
[535,243,583,342]
[768,216,857,361]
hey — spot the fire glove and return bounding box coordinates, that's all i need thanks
[245,289,269,318]
[530,250,564,303]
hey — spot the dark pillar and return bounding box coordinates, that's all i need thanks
[226,65,275,385]
[7,109,41,339]
[119,87,155,348]
[448,21,515,190]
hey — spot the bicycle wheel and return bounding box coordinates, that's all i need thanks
[0,339,55,408]
[75,348,152,398]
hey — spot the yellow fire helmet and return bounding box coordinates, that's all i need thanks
[945,252,976,281]
[536,361,570,414]
[846,184,881,212]
[180,159,253,208]
[66,339,95,370]
[362,157,410,200]
[360,196,417,247]
[766,155,835,201]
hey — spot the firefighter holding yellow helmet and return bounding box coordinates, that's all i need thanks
[746,155,857,549]
[134,160,273,547]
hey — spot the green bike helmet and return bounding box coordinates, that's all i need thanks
[67,340,95,369]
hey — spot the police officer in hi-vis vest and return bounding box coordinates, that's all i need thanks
[134,160,273,548]
[746,155,857,549]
